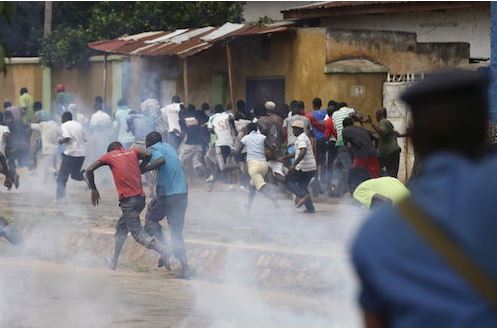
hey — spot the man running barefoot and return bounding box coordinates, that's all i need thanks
[142,132,193,279]
[86,142,170,270]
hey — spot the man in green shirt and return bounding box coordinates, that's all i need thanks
[19,87,34,124]
[348,167,409,209]
[368,108,405,178]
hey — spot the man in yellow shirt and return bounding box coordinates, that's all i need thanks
[19,87,34,124]
[348,167,409,209]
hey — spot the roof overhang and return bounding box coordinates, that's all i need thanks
[282,1,489,20]
[88,22,294,59]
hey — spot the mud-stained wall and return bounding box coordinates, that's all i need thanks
[0,59,43,108]
[0,57,122,115]
[175,28,385,118]
[231,28,385,117]
[326,29,470,74]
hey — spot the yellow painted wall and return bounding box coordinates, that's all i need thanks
[231,28,385,118]
[0,61,43,108]
[176,28,385,119]
[0,57,120,115]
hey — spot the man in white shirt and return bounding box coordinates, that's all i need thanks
[284,120,317,213]
[162,96,182,149]
[56,111,87,200]
[89,103,113,162]
[207,104,236,172]
[31,112,61,182]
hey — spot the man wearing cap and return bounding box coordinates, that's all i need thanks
[351,70,497,326]
[284,119,317,213]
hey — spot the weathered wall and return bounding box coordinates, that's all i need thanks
[231,28,385,117]
[0,56,122,115]
[175,28,385,117]
[0,58,43,108]
[326,29,470,74]
[52,58,114,113]
[323,6,490,58]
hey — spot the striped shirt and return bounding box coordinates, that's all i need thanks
[332,107,355,146]
[294,132,316,172]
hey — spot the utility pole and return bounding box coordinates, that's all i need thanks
[491,2,497,123]
[42,1,52,111]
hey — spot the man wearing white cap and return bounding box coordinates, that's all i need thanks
[285,120,317,213]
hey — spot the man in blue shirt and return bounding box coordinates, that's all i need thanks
[142,131,192,279]
[351,70,497,327]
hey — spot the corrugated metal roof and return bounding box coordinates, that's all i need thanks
[88,22,293,58]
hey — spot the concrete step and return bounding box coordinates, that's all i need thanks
[2,223,355,295]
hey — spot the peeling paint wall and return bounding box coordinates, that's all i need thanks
[323,6,490,59]
[326,29,469,74]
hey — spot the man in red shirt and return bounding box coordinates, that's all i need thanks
[86,141,169,270]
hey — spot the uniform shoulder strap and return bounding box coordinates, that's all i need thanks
[397,197,497,312]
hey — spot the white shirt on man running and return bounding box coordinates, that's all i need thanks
[0,124,9,156]
[61,120,86,157]
[294,132,316,172]
[208,112,234,147]
[31,121,61,156]
[164,102,182,133]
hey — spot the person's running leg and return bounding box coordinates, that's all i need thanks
[300,170,316,212]
[144,196,171,268]
[110,218,129,270]
[120,196,169,261]
[56,154,71,200]
[69,156,86,181]
[165,194,191,278]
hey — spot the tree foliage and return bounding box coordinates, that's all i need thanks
[35,1,244,68]
[0,1,12,72]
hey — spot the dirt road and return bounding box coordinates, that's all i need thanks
[0,175,364,327]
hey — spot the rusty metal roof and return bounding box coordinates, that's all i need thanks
[88,22,293,58]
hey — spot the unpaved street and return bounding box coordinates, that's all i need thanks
[0,175,365,327]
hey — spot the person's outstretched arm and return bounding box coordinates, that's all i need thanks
[86,160,106,206]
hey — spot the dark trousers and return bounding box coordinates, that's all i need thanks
[115,196,154,247]
[144,193,188,265]
[285,170,316,211]
[330,146,352,196]
[56,154,85,200]
[379,149,401,178]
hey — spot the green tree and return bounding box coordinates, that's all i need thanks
[40,1,245,69]
[0,1,12,72]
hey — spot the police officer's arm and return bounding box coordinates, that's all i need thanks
[86,160,106,206]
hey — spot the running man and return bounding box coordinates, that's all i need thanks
[0,151,22,245]
[86,141,170,270]
[237,122,279,210]
[142,132,193,279]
